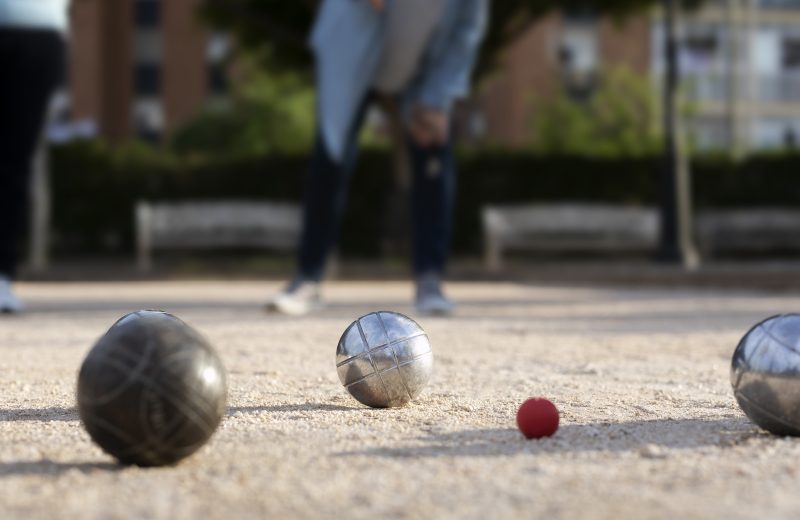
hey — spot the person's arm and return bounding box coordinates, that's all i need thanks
[414,0,489,114]
[407,0,488,146]
[408,106,450,148]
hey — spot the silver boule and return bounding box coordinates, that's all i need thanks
[336,311,433,408]
[111,310,183,329]
[732,314,800,436]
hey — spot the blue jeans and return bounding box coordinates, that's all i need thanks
[298,93,456,281]
[0,29,64,278]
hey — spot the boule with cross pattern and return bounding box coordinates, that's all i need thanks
[336,311,433,408]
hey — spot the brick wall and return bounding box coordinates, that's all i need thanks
[162,0,208,133]
[599,15,651,75]
[69,0,134,141]
[69,0,209,142]
[475,14,560,146]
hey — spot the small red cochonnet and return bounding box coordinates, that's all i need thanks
[517,398,560,439]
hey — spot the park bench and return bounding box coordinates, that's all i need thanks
[483,204,800,269]
[695,209,800,255]
[136,201,302,271]
[482,204,659,271]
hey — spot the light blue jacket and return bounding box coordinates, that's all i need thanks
[310,0,489,162]
[0,0,70,32]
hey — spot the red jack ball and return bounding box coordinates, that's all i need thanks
[517,398,559,439]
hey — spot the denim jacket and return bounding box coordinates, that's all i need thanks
[310,0,489,162]
[0,0,69,32]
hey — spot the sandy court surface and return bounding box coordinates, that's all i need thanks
[2,280,800,519]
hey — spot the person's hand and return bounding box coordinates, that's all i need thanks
[409,106,449,148]
[368,0,385,11]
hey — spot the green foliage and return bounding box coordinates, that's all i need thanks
[169,57,315,159]
[530,68,662,157]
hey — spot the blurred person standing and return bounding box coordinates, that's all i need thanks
[0,0,68,312]
[269,0,488,316]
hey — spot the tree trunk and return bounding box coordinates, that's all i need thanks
[657,0,699,270]
[28,136,50,273]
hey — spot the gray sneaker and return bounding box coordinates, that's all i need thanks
[0,277,23,314]
[415,274,454,316]
[267,279,321,316]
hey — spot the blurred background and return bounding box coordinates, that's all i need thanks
[24,0,800,286]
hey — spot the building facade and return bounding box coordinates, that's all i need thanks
[64,0,226,142]
[62,1,800,153]
[660,0,800,152]
[473,0,800,152]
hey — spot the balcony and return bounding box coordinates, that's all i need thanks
[759,0,800,9]
[758,74,800,102]
[693,1,800,24]
[706,0,800,9]
[683,73,730,103]
[681,72,800,104]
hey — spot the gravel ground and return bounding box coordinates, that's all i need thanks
[1,280,800,519]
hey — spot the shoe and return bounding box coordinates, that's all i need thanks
[415,273,454,316]
[266,279,321,316]
[0,276,23,314]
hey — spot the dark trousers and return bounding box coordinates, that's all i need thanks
[298,93,456,281]
[0,29,65,278]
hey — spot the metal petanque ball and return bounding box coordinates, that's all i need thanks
[336,311,433,408]
[78,310,228,466]
[731,314,800,436]
[110,309,184,329]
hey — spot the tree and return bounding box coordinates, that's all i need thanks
[198,0,704,81]
[170,56,315,159]
[531,67,662,157]
[658,0,699,268]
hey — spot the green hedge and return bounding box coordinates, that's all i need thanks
[50,141,800,256]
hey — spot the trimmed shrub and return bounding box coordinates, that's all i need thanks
[50,141,800,256]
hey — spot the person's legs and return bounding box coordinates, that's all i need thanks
[268,93,372,314]
[409,138,456,276]
[297,132,363,282]
[0,29,64,312]
[408,135,456,315]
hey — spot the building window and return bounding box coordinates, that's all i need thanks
[134,64,161,96]
[683,34,718,71]
[760,0,800,9]
[134,29,162,64]
[133,0,162,140]
[782,38,800,69]
[133,98,164,143]
[754,118,800,149]
[559,16,599,100]
[690,117,730,150]
[208,65,229,96]
[135,0,160,28]
[207,34,231,96]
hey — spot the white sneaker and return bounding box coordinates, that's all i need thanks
[0,277,23,314]
[415,274,454,316]
[266,279,321,316]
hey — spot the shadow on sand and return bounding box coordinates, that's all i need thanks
[0,460,120,478]
[336,417,765,458]
[0,407,78,422]
[228,403,360,415]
